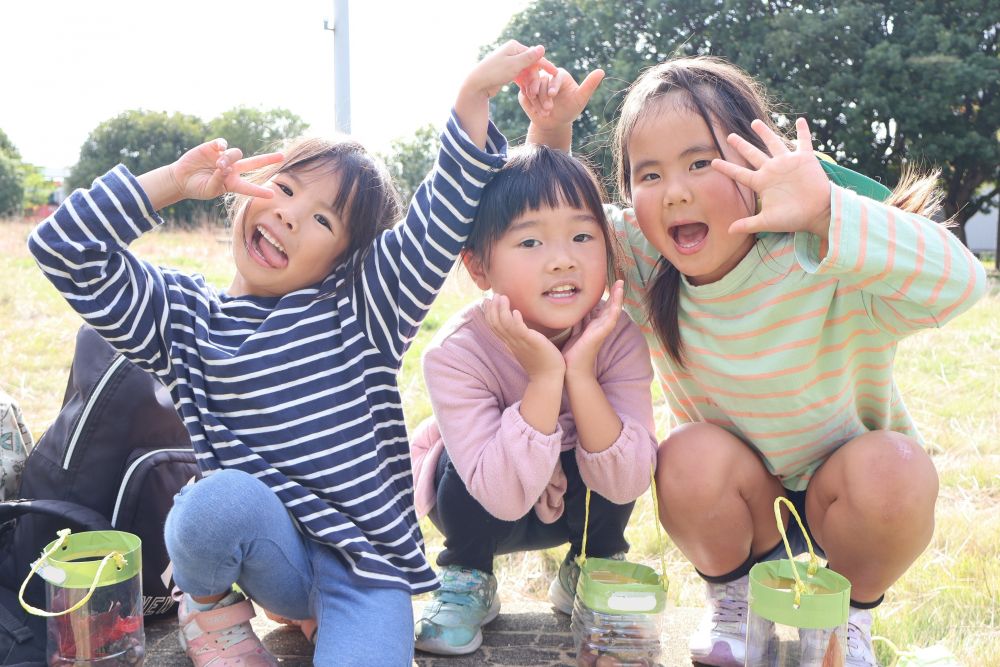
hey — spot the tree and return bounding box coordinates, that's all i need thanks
[0,152,24,217]
[488,0,1000,238]
[68,110,209,223]
[379,124,438,205]
[0,128,21,161]
[68,108,312,225]
[207,107,309,156]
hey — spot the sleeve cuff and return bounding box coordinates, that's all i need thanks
[793,183,858,275]
[105,165,164,238]
[503,401,564,447]
[444,111,508,172]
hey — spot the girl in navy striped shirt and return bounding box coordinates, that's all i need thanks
[30,41,554,667]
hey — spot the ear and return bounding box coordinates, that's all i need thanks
[461,250,492,291]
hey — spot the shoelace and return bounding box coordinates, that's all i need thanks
[712,598,747,625]
[846,620,872,660]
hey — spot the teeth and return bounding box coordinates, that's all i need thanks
[547,285,576,296]
[257,226,286,254]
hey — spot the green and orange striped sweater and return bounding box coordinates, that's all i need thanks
[612,184,988,490]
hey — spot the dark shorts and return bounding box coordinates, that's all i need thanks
[772,487,826,561]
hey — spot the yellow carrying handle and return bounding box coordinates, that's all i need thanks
[19,529,127,618]
[579,465,668,591]
[773,496,820,608]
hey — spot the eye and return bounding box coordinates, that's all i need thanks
[638,172,660,183]
[518,238,541,249]
[315,214,332,231]
[573,233,594,243]
[276,182,293,196]
[690,159,712,171]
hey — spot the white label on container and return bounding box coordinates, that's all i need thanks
[38,564,67,585]
[607,591,657,612]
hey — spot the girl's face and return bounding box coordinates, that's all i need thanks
[465,203,609,338]
[229,168,350,297]
[627,93,756,286]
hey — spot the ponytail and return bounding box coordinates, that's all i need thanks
[885,167,946,222]
[646,259,686,366]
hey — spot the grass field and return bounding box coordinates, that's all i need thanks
[2,219,997,665]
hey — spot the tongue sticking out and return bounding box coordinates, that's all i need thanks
[673,222,709,248]
[252,229,289,268]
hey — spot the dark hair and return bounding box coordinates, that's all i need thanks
[225,137,402,282]
[612,56,941,366]
[468,144,619,282]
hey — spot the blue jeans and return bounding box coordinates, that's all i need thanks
[165,468,414,666]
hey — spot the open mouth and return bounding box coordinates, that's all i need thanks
[544,285,579,299]
[671,222,709,251]
[250,225,289,268]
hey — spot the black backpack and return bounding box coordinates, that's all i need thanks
[0,325,199,665]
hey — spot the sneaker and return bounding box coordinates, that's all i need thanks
[548,552,626,615]
[689,575,760,667]
[797,607,876,667]
[413,566,500,655]
[177,590,278,667]
[845,607,877,666]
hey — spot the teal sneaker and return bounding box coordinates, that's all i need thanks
[414,566,500,655]
[548,552,626,615]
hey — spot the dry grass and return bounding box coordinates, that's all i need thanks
[2,217,997,664]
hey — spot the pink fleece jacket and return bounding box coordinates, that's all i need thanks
[410,300,658,523]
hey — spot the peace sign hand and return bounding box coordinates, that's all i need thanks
[711,117,832,239]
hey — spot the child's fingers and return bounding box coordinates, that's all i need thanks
[728,214,764,235]
[225,179,275,199]
[711,158,755,188]
[233,151,284,173]
[575,68,605,103]
[794,117,815,153]
[751,119,788,156]
[725,132,769,170]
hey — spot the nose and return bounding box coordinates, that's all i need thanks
[662,175,691,207]
[275,205,298,231]
[546,242,576,272]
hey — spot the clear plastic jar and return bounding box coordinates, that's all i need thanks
[571,595,663,667]
[39,531,145,666]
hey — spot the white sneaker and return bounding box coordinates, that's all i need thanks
[689,575,758,667]
[845,607,877,666]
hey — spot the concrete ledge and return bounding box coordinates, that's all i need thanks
[144,600,701,666]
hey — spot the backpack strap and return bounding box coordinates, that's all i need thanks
[817,155,892,202]
[0,595,33,644]
[0,499,112,531]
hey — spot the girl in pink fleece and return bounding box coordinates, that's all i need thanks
[411,144,658,656]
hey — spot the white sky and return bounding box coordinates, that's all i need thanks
[0,0,529,174]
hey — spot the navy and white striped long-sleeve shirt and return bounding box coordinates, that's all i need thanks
[29,115,508,593]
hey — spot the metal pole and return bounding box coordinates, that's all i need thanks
[324,0,351,134]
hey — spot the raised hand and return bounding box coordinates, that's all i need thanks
[170,139,283,201]
[563,280,623,379]
[520,67,605,128]
[711,117,832,239]
[456,40,556,148]
[483,294,565,381]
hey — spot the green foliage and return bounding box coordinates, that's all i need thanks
[378,124,438,205]
[68,110,209,223]
[0,128,21,161]
[488,0,1000,233]
[21,164,58,209]
[207,107,309,156]
[67,107,308,226]
[0,152,24,216]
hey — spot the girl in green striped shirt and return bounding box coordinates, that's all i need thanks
[523,56,987,667]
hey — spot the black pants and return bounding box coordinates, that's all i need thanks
[428,447,635,573]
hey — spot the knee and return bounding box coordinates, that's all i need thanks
[845,432,938,525]
[166,469,270,553]
[656,423,743,502]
